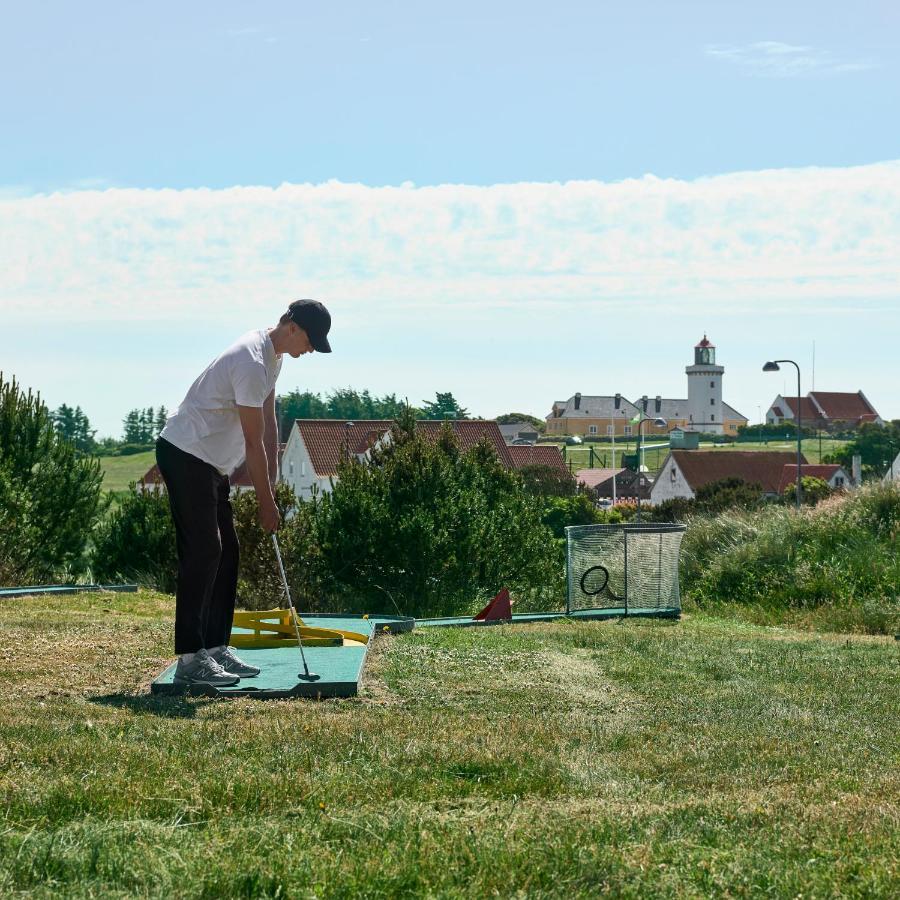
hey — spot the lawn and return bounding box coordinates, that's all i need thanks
[98,450,156,493]
[554,438,850,474]
[1,591,896,897]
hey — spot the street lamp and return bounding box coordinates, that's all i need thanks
[763,360,802,509]
[636,416,666,521]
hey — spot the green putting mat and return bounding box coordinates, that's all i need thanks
[151,644,368,699]
[151,615,375,699]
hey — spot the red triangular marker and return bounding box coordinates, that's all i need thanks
[473,588,513,621]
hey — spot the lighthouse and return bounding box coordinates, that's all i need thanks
[685,335,724,433]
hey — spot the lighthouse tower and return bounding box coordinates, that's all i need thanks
[686,335,724,434]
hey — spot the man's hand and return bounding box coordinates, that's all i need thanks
[258,494,281,533]
[238,404,281,532]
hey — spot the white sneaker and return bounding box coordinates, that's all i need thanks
[210,646,260,678]
[173,649,240,687]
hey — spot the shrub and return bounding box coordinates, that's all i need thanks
[315,417,561,617]
[230,482,325,611]
[652,477,764,522]
[680,483,900,633]
[518,464,577,497]
[0,373,107,584]
[91,485,177,591]
[783,475,832,506]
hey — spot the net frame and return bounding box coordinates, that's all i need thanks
[565,522,687,615]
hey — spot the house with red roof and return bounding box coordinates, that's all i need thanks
[766,391,882,430]
[280,419,519,498]
[649,450,807,505]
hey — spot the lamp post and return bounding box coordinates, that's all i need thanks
[763,360,802,508]
[636,416,667,521]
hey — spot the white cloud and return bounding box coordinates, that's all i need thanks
[0,162,899,330]
[705,41,878,77]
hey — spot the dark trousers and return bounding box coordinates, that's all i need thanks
[155,437,239,654]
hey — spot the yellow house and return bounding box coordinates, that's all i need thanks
[545,337,748,437]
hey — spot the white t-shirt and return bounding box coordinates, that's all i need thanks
[160,329,283,476]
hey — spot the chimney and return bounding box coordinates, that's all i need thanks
[655,395,662,414]
[574,392,581,410]
[641,395,648,412]
[614,393,621,410]
[852,454,862,486]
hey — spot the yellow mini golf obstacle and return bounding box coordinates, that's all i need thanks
[231,608,370,649]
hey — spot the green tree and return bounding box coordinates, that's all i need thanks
[154,406,168,436]
[421,391,468,420]
[0,373,107,584]
[122,409,142,443]
[824,421,900,479]
[496,412,545,432]
[315,417,558,616]
[518,464,577,497]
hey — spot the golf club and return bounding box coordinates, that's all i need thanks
[271,532,320,682]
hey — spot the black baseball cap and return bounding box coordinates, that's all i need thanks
[286,299,332,353]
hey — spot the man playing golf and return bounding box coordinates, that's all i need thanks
[155,299,332,688]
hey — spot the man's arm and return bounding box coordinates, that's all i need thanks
[238,404,280,532]
[263,390,278,487]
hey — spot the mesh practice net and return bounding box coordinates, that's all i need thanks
[565,523,687,614]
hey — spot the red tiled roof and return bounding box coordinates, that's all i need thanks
[695,334,714,348]
[575,467,625,489]
[777,464,845,494]
[782,396,823,423]
[808,391,878,423]
[296,420,394,477]
[415,420,515,468]
[671,451,807,495]
[296,419,515,477]
[508,444,571,476]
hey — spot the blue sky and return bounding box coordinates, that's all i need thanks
[1,1,898,436]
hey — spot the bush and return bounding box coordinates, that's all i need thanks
[652,477,764,522]
[0,373,107,585]
[679,483,900,633]
[783,475,832,506]
[91,485,177,591]
[230,482,325,611]
[518,464,577,498]
[315,417,561,617]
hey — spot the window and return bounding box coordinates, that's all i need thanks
[835,476,844,487]
[589,425,597,435]
[624,425,633,436]
[710,381,715,388]
[710,415,715,422]
[301,461,307,477]
[289,460,294,476]
[710,398,715,406]
[606,424,613,436]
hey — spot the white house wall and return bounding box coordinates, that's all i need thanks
[649,456,695,505]
[281,426,335,498]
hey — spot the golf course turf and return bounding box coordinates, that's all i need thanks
[0,590,897,897]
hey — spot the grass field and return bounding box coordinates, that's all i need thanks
[555,438,850,474]
[98,450,156,493]
[1,591,896,897]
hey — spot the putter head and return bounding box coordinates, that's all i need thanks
[298,672,321,682]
